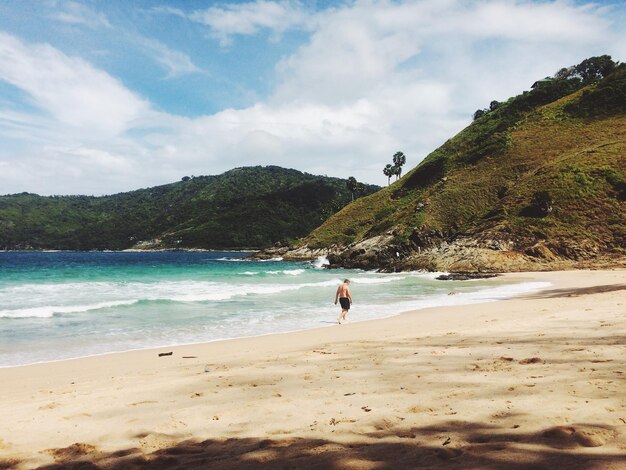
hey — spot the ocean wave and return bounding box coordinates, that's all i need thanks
[283,269,305,276]
[168,279,341,302]
[264,269,305,276]
[409,271,448,279]
[2,281,114,294]
[311,256,329,269]
[351,276,406,284]
[0,300,138,319]
[0,276,345,318]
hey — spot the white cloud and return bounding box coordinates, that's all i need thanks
[150,6,187,19]
[50,1,111,29]
[0,32,149,137]
[189,0,311,45]
[1,0,624,196]
[455,1,609,42]
[134,36,202,78]
[56,146,135,173]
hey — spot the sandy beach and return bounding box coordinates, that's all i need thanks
[0,269,624,469]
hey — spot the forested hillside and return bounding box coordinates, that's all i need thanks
[280,56,626,272]
[0,166,379,250]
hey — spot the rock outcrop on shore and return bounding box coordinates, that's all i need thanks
[253,236,624,273]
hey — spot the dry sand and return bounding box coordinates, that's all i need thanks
[0,269,624,469]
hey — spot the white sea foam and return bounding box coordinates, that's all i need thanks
[351,276,406,284]
[0,278,346,317]
[169,279,341,302]
[0,300,138,319]
[283,269,305,276]
[264,269,305,275]
[312,256,329,268]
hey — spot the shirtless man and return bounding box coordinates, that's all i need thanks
[334,279,352,324]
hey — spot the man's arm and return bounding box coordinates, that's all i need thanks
[334,286,340,304]
[347,287,353,303]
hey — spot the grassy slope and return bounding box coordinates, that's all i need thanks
[0,166,379,250]
[306,69,625,263]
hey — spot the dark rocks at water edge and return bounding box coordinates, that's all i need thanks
[435,273,499,281]
[248,244,331,262]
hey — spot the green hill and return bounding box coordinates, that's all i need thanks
[0,166,379,251]
[288,58,626,272]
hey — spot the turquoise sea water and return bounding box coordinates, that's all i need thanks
[0,252,548,367]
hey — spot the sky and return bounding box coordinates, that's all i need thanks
[0,0,624,195]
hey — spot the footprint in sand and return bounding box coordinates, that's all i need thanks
[39,402,61,410]
[127,400,158,407]
[373,416,404,430]
[313,349,336,355]
[519,357,544,365]
[62,413,92,420]
[407,405,433,414]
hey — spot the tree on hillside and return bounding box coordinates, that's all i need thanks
[392,152,407,180]
[553,55,617,84]
[473,108,487,120]
[554,66,576,80]
[356,181,365,198]
[383,164,395,185]
[346,176,358,201]
[575,55,616,84]
[395,165,403,180]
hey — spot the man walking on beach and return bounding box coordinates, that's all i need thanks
[334,279,352,324]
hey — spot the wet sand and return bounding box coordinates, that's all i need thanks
[0,269,625,469]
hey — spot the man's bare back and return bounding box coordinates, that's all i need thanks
[337,282,350,298]
[334,279,352,324]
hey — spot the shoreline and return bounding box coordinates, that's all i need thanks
[0,274,550,370]
[1,269,624,469]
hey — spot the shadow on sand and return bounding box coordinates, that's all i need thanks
[5,419,624,470]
